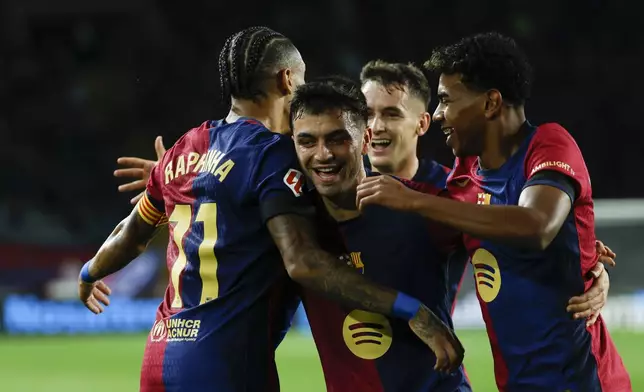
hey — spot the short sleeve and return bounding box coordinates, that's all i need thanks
[523,124,591,201]
[137,162,168,226]
[252,136,316,223]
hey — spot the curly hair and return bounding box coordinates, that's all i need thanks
[360,60,431,107]
[289,76,369,131]
[424,32,533,105]
[218,26,300,104]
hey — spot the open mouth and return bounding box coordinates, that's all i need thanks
[313,166,342,183]
[371,139,391,152]
[442,127,454,136]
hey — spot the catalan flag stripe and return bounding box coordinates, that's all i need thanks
[137,194,165,226]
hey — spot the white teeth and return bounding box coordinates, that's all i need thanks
[317,167,335,173]
[442,128,453,136]
[372,140,391,147]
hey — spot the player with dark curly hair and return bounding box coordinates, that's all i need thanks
[356,32,632,392]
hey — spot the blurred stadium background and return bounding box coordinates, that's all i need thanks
[1,0,642,391]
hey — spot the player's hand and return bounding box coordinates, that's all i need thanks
[566,262,610,327]
[408,304,465,373]
[356,175,419,211]
[114,136,166,205]
[595,240,616,267]
[79,279,112,314]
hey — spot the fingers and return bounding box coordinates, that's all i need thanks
[588,262,605,279]
[443,336,463,374]
[130,191,145,205]
[567,272,607,320]
[114,168,145,179]
[433,346,448,372]
[596,240,617,260]
[118,179,147,192]
[154,136,167,160]
[117,157,149,168]
[93,281,112,306]
[96,280,112,295]
[586,310,601,327]
[85,297,101,314]
[598,255,616,268]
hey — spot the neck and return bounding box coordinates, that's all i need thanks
[478,106,527,170]
[226,96,289,134]
[370,155,419,180]
[322,167,366,222]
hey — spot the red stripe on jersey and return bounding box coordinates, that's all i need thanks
[303,292,385,392]
[152,121,212,319]
[140,319,169,392]
[479,300,509,391]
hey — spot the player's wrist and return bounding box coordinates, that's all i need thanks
[392,292,422,321]
[79,260,98,284]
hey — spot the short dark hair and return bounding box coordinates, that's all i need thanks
[290,76,369,131]
[218,26,300,104]
[424,32,533,105]
[360,60,431,108]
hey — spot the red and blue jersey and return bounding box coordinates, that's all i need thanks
[447,121,631,392]
[364,156,467,312]
[136,118,308,392]
[302,175,471,392]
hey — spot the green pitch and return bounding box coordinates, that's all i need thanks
[0,330,641,391]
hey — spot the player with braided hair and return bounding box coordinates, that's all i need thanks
[80,26,463,391]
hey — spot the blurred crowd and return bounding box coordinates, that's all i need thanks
[0,0,640,245]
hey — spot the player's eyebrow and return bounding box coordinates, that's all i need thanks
[295,129,349,141]
[436,91,449,100]
[381,106,404,115]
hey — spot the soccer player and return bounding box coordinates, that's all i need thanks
[355,32,631,391]
[291,76,469,391]
[78,26,463,391]
[359,59,613,326]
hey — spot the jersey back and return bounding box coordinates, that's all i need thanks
[138,118,307,391]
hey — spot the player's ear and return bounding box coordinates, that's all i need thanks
[362,127,372,155]
[417,112,431,136]
[484,89,503,119]
[277,68,293,96]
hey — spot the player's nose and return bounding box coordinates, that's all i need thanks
[313,142,334,161]
[369,116,386,134]
[432,107,444,123]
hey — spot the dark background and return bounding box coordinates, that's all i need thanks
[1,0,641,245]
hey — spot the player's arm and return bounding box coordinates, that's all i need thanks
[357,128,584,251]
[81,158,168,313]
[78,204,160,313]
[266,212,463,371]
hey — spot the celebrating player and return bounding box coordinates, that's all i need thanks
[356,32,631,391]
[79,26,463,391]
[359,59,613,325]
[290,76,468,391]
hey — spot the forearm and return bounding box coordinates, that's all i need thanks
[409,192,546,249]
[289,249,398,316]
[87,212,156,280]
[268,213,415,319]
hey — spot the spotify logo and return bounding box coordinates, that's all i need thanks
[342,310,393,360]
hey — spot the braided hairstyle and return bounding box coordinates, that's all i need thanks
[218,26,300,104]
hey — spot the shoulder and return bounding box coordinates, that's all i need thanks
[529,122,578,147]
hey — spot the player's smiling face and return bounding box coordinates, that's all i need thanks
[293,110,370,198]
[433,73,487,157]
[362,80,426,173]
